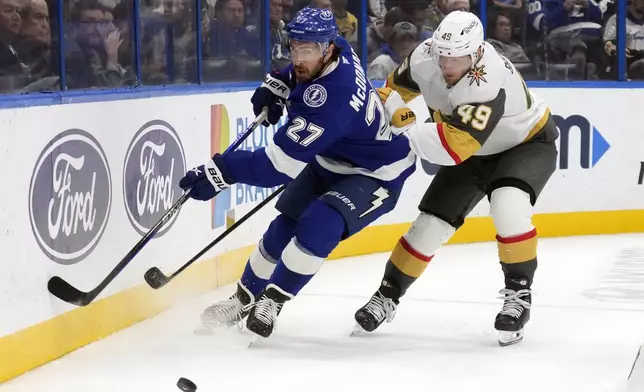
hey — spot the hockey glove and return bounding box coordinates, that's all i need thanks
[179,154,234,201]
[377,88,417,135]
[251,70,292,126]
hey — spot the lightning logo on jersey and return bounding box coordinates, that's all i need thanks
[359,187,390,218]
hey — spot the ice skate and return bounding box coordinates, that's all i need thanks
[246,284,292,344]
[495,288,531,346]
[353,282,400,334]
[200,282,255,330]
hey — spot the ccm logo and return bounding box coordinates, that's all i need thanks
[207,168,226,186]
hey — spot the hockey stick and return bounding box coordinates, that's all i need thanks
[144,185,285,289]
[47,109,268,306]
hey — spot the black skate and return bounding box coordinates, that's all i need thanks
[201,282,255,329]
[354,286,399,334]
[495,288,531,346]
[246,284,292,340]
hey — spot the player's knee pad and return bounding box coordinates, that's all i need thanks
[295,200,345,258]
[262,214,297,260]
[403,212,456,256]
[249,214,297,280]
[490,186,534,238]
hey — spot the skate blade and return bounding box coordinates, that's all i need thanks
[193,326,216,336]
[194,320,245,336]
[349,323,369,337]
[248,334,266,348]
[498,329,524,346]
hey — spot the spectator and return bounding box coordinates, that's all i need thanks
[487,11,530,62]
[492,0,523,12]
[205,0,261,81]
[257,0,289,70]
[209,0,259,58]
[138,0,200,84]
[283,0,294,21]
[367,21,417,79]
[427,0,449,30]
[366,6,412,62]
[65,0,133,88]
[386,0,430,13]
[528,0,602,33]
[426,0,467,32]
[243,0,261,26]
[14,0,59,91]
[369,0,388,19]
[527,0,603,79]
[310,0,331,9]
[330,0,358,44]
[446,0,470,12]
[602,0,644,79]
[111,0,133,71]
[409,5,433,39]
[0,0,26,91]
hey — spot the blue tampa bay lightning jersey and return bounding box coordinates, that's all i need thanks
[527,0,602,35]
[222,39,416,191]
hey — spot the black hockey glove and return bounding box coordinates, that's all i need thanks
[251,70,292,126]
[179,154,233,201]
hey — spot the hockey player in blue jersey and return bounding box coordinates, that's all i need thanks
[527,0,603,77]
[178,7,416,339]
[527,0,602,35]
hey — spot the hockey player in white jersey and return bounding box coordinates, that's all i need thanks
[354,11,559,346]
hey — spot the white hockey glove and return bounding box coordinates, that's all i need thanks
[377,88,416,136]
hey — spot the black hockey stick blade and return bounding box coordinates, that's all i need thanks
[144,185,285,289]
[47,110,270,306]
[47,191,192,306]
[143,267,169,289]
[47,276,97,306]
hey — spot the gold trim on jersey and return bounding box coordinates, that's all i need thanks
[522,108,551,143]
[432,108,444,123]
[437,123,483,164]
[386,72,421,103]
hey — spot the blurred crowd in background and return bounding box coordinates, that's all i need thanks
[0,0,639,93]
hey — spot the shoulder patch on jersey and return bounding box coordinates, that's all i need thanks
[467,64,488,86]
[303,84,328,108]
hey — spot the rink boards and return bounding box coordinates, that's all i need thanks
[0,87,643,382]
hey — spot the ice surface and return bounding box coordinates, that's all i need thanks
[2,234,644,392]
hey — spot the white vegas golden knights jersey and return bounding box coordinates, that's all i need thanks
[386,39,552,165]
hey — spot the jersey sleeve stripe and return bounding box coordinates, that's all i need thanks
[315,151,416,182]
[437,123,462,164]
[265,142,307,179]
[440,123,485,163]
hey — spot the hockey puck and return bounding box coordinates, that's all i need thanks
[177,377,197,392]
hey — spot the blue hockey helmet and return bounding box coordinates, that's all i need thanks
[286,7,339,45]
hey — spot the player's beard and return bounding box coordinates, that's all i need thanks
[294,57,326,83]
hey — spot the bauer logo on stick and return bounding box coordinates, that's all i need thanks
[29,129,112,265]
[123,120,186,237]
